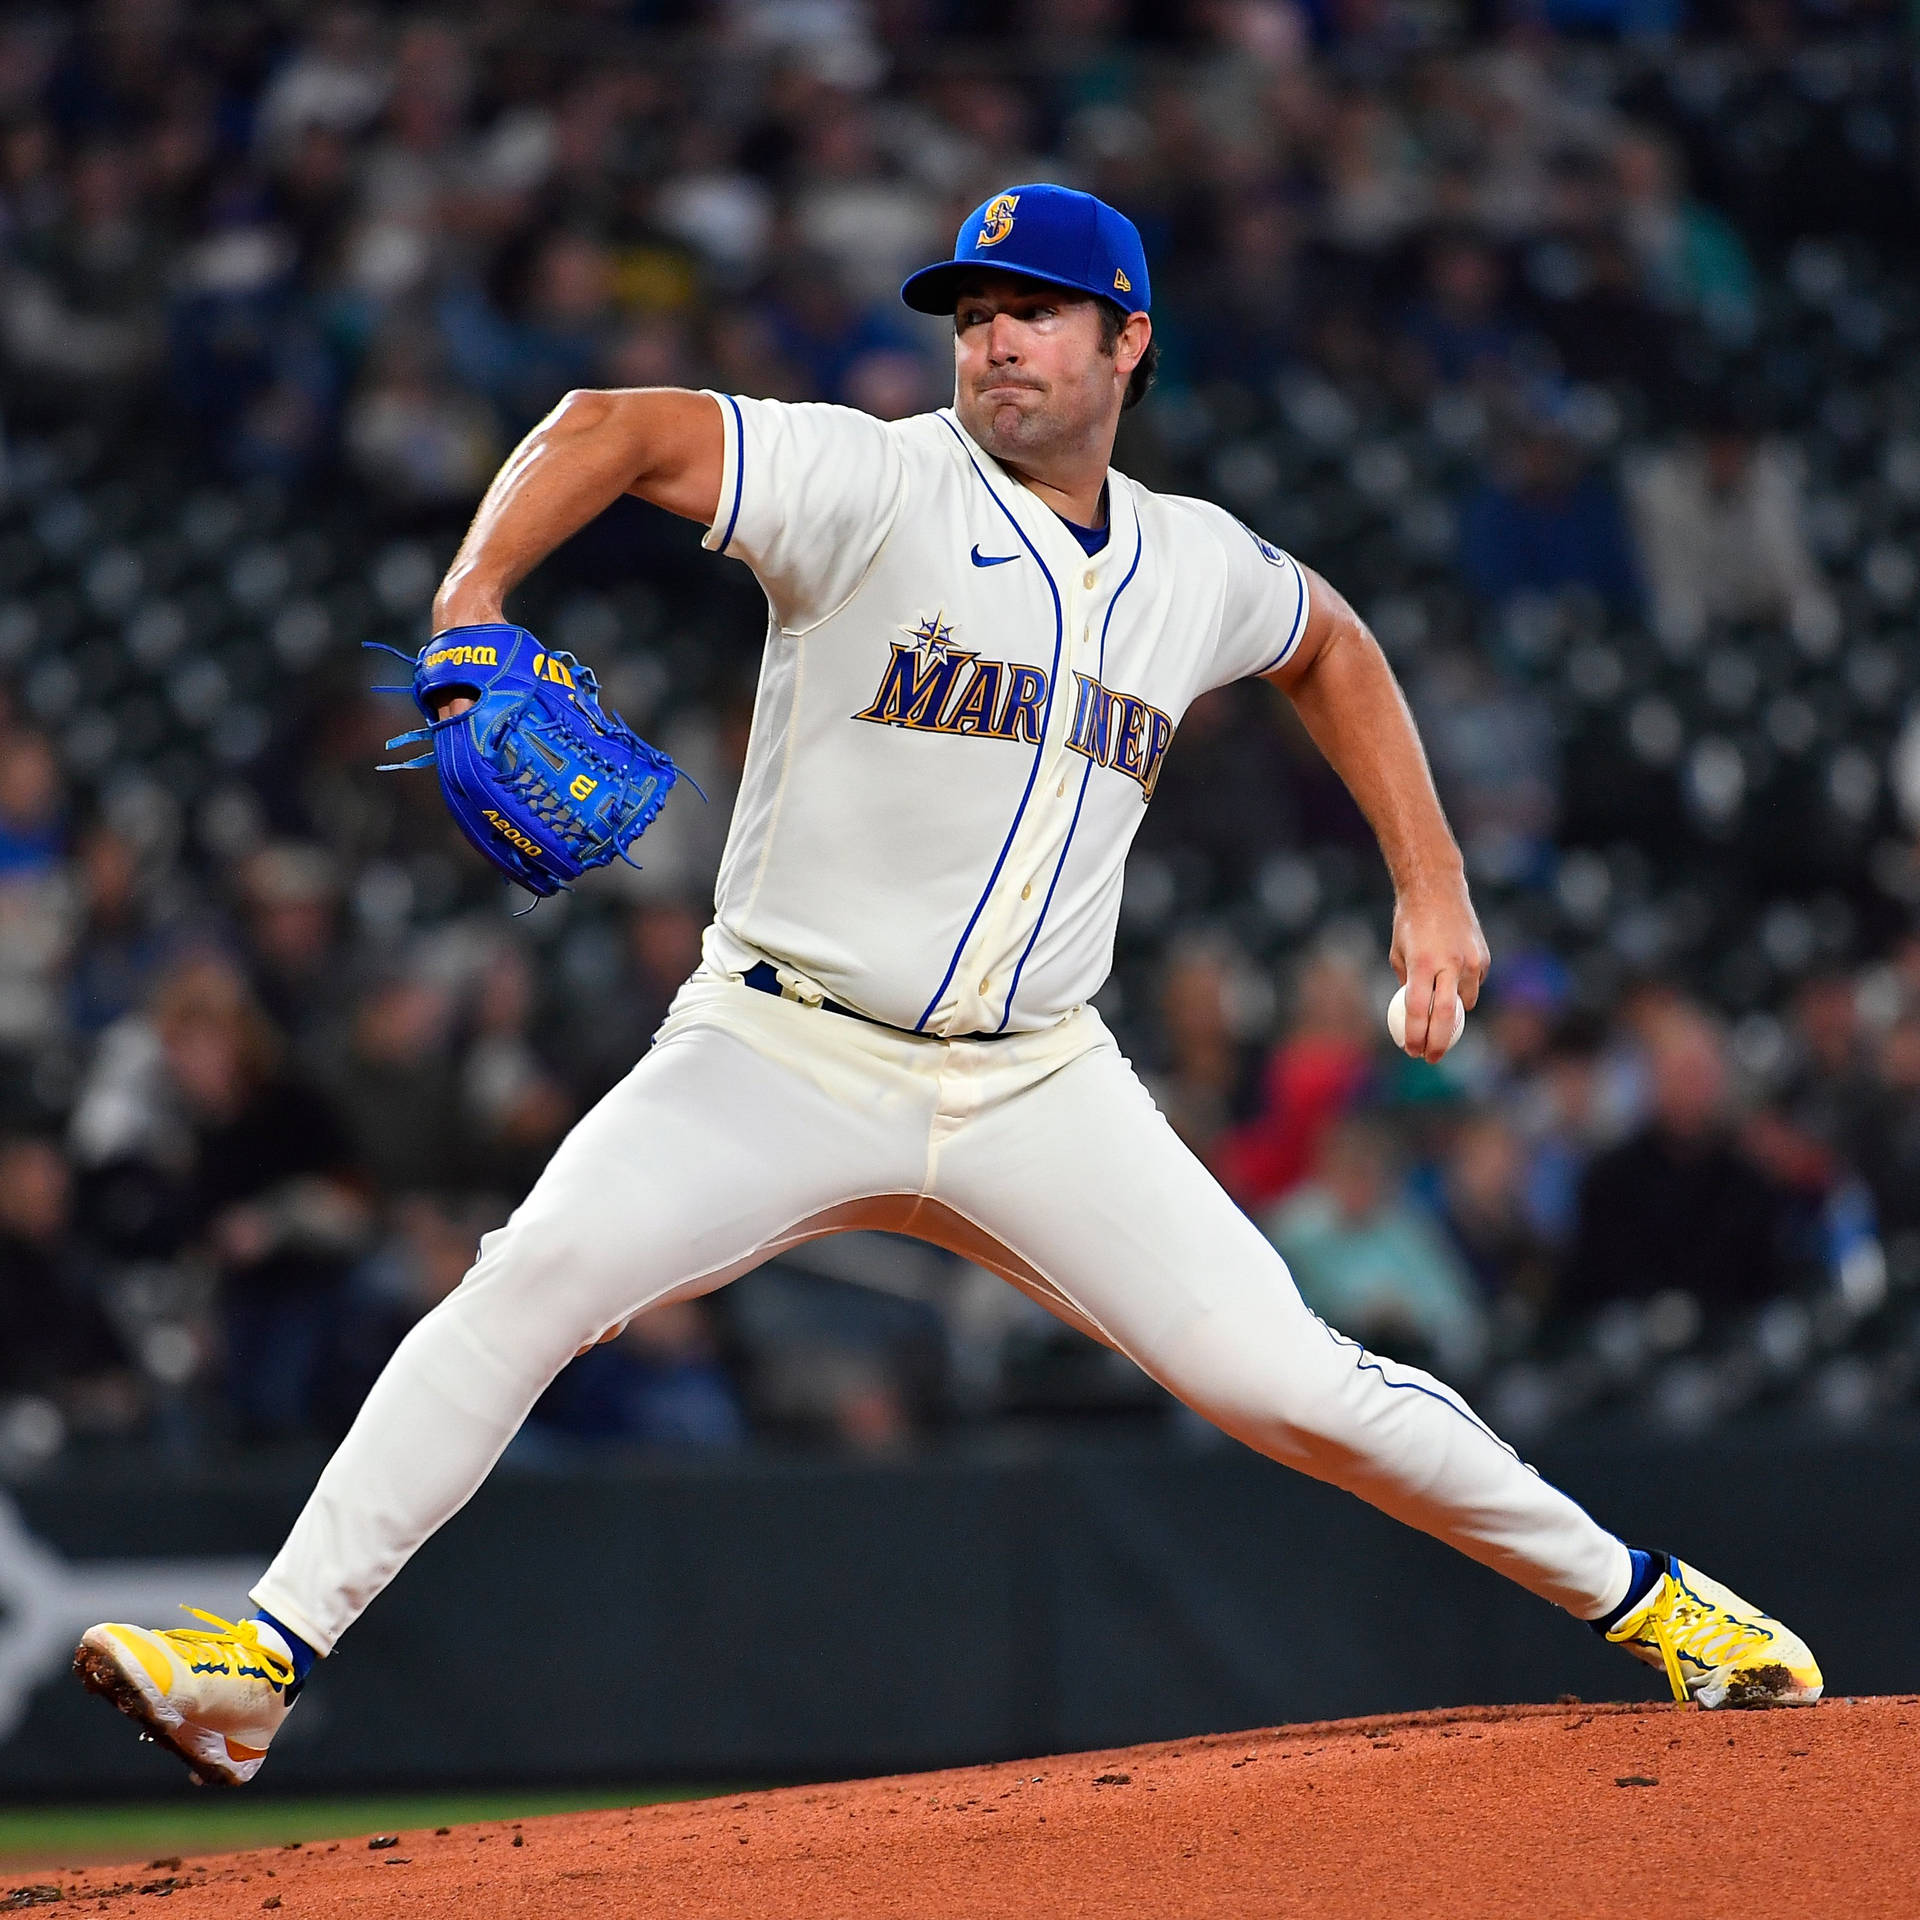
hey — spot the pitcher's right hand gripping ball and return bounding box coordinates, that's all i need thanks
[373,622,693,897]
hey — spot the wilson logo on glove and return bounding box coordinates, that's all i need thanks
[422,642,499,670]
[367,623,701,903]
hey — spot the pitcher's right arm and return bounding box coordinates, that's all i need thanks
[432,388,723,633]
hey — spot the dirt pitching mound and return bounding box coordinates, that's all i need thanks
[17,1696,1917,1919]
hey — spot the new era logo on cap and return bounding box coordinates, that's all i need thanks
[901,182,1151,317]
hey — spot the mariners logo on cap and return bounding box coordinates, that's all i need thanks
[977,194,1019,247]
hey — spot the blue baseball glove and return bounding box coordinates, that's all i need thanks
[370,622,694,899]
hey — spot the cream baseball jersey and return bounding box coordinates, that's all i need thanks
[212,177,1732,1740]
[697,392,1310,1037]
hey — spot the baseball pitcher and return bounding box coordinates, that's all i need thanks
[75,185,1819,1786]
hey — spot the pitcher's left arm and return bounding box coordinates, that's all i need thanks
[1264,566,1487,1062]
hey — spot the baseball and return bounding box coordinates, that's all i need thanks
[1387,983,1466,1056]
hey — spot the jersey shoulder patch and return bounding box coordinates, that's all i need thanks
[1234,518,1291,567]
[1150,488,1289,565]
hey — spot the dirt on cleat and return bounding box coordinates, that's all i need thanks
[72,1640,242,1789]
[1720,1664,1796,1708]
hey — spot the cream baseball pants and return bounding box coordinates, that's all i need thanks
[252,971,1631,1653]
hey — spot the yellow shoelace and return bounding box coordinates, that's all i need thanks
[1645,1583,1770,1705]
[1649,1613,1690,1704]
[165,1607,295,1687]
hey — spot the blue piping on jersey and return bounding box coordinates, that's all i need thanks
[993,506,1144,1032]
[1254,553,1310,675]
[916,416,1065,1033]
[1315,1316,1521,1462]
[717,393,747,552]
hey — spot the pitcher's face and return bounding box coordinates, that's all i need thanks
[950,276,1137,466]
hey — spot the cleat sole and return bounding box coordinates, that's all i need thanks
[72,1641,248,1788]
[1698,1663,1823,1711]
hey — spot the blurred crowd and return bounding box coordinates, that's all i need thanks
[1,0,1917,1471]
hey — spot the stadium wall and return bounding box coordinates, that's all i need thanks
[5,1433,1905,1794]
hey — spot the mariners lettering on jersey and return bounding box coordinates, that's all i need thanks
[1066,673,1174,800]
[852,613,1048,744]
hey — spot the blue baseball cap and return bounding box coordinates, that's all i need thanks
[900,183,1151,317]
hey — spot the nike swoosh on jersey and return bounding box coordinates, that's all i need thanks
[970,545,1019,567]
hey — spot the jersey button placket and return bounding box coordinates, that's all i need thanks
[1011,568,1094,994]
[957,554,1093,1031]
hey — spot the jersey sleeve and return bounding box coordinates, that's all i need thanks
[1203,506,1312,689]
[700,392,907,633]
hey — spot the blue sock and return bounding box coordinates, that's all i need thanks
[251,1610,318,1687]
[1590,1547,1667,1635]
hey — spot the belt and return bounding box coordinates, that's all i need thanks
[740,961,1015,1041]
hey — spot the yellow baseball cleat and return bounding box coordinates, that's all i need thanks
[73,1610,299,1786]
[1605,1555,1822,1709]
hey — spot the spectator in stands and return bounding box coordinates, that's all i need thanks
[1510,1010,1611,1249]
[1558,1007,1809,1323]
[1614,129,1757,336]
[1845,1007,1920,1252]
[0,1133,139,1438]
[166,176,339,479]
[1217,948,1378,1212]
[1140,936,1264,1165]
[0,139,163,405]
[345,325,502,507]
[1526,231,1676,398]
[457,942,574,1199]
[1435,1108,1554,1318]
[149,959,368,1439]
[326,1192,505,1425]
[1397,231,1526,393]
[1478,951,1569,1092]
[252,7,391,165]
[1412,651,1558,885]
[236,844,350,1056]
[1775,971,1877,1168]
[2,0,1918,1455]
[1174,197,1303,387]
[0,730,71,1057]
[0,729,64,878]
[1320,88,1430,255]
[269,121,359,298]
[0,116,63,264]
[352,20,471,255]
[651,122,775,284]
[1264,1116,1487,1378]
[1622,392,1836,653]
[759,257,924,406]
[562,896,707,1102]
[324,971,462,1200]
[67,824,174,1037]
[438,230,616,436]
[1135,683,1309,902]
[789,99,939,306]
[530,1300,746,1451]
[1457,407,1642,614]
